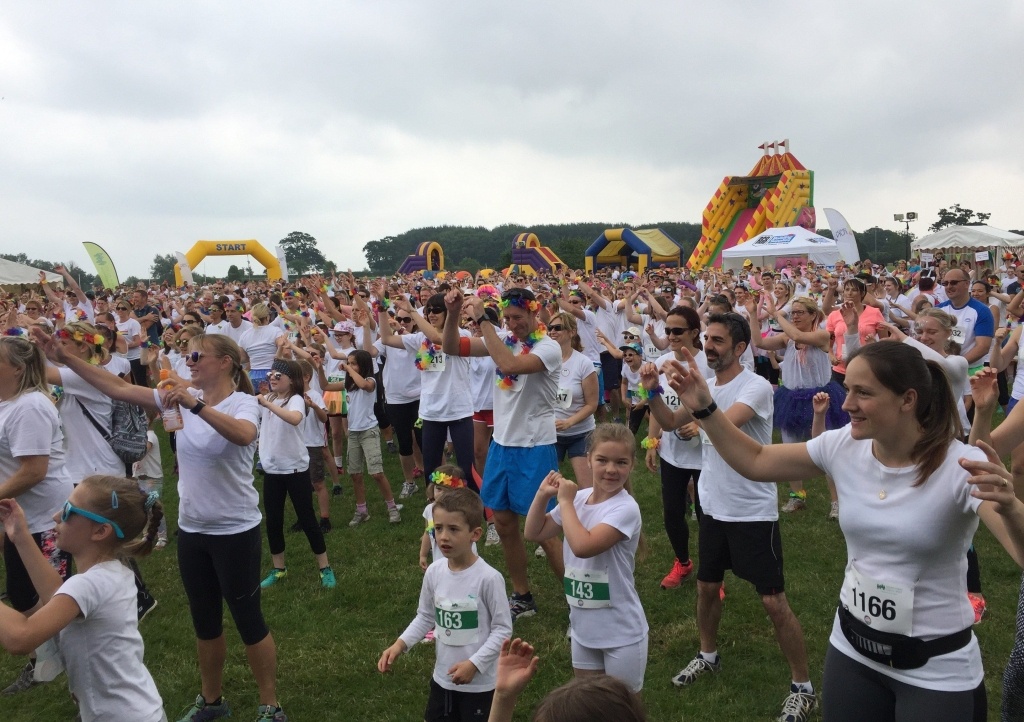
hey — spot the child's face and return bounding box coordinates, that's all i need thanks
[587,440,634,495]
[431,506,481,560]
[622,350,641,368]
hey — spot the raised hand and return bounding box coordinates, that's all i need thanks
[839,300,860,329]
[961,440,1017,513]
[811,391,830,415]
[537,470,560,499]
[555,476,578,503]
[494,638,540,699]
[969,367,1000,412]
[638,362,660,391]
[0,499,29,541]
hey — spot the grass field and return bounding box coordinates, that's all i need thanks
[1,426,1020,721]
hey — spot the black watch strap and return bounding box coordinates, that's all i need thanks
[190,399,207,415]
[691,400,718,420]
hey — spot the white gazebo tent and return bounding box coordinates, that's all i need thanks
[721,226,841,271]
[911,225,1024,261]
[0,257,61,290]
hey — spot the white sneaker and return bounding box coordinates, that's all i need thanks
[349,510,370,527]
[671,653,721,687]
[399,482,419,499]
[535,546,546,558]
[781,495,806,513]
[828,501,839,520]
[388,507,402,524]
[778,686,817,722]
[485,523,500,547]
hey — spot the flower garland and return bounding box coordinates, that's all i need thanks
[499,295,541,313]
[640,437,660,450]
[4,328,27,337]
[495,324,546,390]
[56,328,106,347]
[414,339,443,371]
[429,470,466,489]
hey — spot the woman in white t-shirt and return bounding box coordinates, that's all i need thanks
[0,336,74,694]
[114,301,145,385]
[256,359,334,591]
[40,331,290,722]
[239,303,286,395]
[0,476,165,722]
[549,312,599,489]
[657,341,1024,721]
[525,424,648,692]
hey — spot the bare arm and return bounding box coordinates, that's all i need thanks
[257,395,303,426]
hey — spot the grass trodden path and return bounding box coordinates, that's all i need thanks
[1,425,1018,720]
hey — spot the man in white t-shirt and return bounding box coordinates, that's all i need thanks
[643,312,815,716]
[442,287,564,622]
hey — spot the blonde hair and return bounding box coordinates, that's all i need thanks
[63,321,110,365]
[249,303,271,326]
[0,337,50,398]
[553,311,583,352]
[789,297,824,327]
[188,333,254,394]
[77,475,164,558]
[915,308,959,354]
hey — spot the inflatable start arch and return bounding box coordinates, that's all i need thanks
[175,240,283,286]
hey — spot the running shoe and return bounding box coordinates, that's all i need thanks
[260,568,287,589]
[509,593,538,622]
[777,686,817,722]
[349,510,370,527]
[485,523,500,547]
[138,592,158,622]
[660,558,694,589]
[399,481,419,499]
[155,534,168,550]
[388,507,402,524]
[535,546,546,558]
[386,440,397,454]
[828,501,839,521]
[255,704,288,721]
[781,493,806,513]
[332,484,344,497]
[177,694,231,722]
[1,663,37,695]
[969,592,987,624]
[671,653,721,687]
[319,567,337,589]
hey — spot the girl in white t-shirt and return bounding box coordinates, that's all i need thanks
[0,475,165,722]
[525,423,649,692]
[238,303,286,395]
[257,359,335,591]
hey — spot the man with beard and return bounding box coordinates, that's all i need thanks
[640,312,816,722]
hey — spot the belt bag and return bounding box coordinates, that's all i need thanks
[838,607,972,670]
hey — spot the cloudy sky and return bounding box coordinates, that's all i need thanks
[2,1,1022,279]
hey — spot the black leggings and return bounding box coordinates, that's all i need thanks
[659,459,699,564]
[373,372,391,430]
[177,525,269,645]
[627,405,648,435]
[263,469,326,556]
[966,545,982,594]
[129,358,148,387]
[3,530,72,612]
[422,417,476,490]
[823,644,986,722]
[387,400,423,457]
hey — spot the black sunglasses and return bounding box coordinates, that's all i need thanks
[548,324,564,332]
[664,326,691,336]
[425,307,445,314]
[395,316,413,323]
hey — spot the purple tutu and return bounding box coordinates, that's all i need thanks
[773,381,848,440]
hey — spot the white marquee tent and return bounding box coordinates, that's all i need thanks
[0,257,61,289]
[721,226,841,271]
[911,225,1024,252]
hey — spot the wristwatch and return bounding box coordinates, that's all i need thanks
[190,399,207,415]
[691,401,718,419]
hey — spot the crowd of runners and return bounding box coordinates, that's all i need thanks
[1,254,1024,721]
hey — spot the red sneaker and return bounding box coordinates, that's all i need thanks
[661,558,694,589]
[968,593,986,624]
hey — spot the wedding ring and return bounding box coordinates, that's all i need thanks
[1002,479,1010,488]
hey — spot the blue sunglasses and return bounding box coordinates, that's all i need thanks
[61,500,124,539]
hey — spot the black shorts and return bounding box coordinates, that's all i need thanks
[600,351,623,391]
[425,679,493,722]
[696,515,785,595]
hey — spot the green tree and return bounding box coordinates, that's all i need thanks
[457,257,482,275]
[929,204,991,232]
[280,231,328,276]
[151,254,178,284]
[226,264,244,282]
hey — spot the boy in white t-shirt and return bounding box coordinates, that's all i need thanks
[380,488,512,722]
[132,414,168,549]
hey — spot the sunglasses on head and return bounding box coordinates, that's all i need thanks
[664,326,691,336]
[61,500,124,539]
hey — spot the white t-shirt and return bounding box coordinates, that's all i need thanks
[575,308,602,363]
[102,355,132,379]
[116,318,142,361]
[398,556,512,694]
[806,427,985,690]
[215,318,254,345]
[595,302,626,348]
[656,350,713,470]
[57,368,126,482]
[699,368,777,522]
[401,331,473,422]
[555,350,598,437]
[239,325,286,371]
[0,391,73,534]
[133,429,163,480]
[56,561,164,722]
[154,388,261,535]
[258,395,309,474]
[300,388,327,447]
[470,354,496,413]
[347,382,378,433]
[374,340,421,405]
[550,488,647,649]
[491,334,562,447]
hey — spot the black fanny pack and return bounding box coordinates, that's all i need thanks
[838,606,972,670]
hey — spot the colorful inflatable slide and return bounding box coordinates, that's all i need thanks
[585,228,682,274]
[510,233,567,276]
[397,241,445,274]
[687,140,815,270]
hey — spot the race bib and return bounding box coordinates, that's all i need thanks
[564,566,611,609]
[841,564,914,635]
[327,373,346,384]
[697,427,712,445]
[950,325,966,346]
[427,354,446,372]
[556,387,572,410]
[434,596,479,646]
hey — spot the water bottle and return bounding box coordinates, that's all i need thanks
[158,369,184,432]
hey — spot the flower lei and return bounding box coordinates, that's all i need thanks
[495,324,546,390]
[4,328,27,337]
[429,470,466,489]
[640,437,660,450]
[56,328,106,347]
[414,339,443,371]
